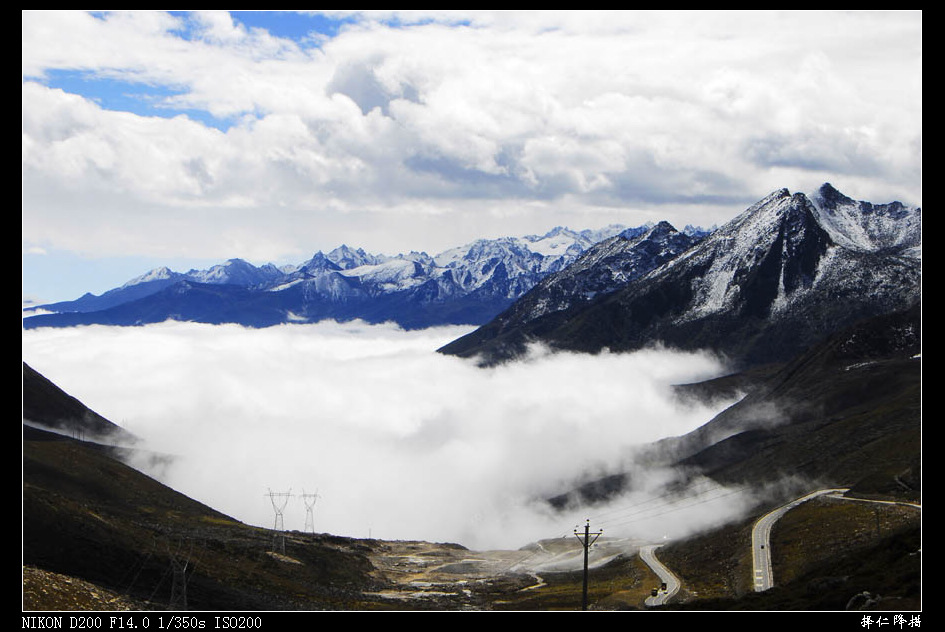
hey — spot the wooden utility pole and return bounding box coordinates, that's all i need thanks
[574,519,602,611]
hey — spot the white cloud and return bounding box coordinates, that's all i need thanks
[22,320,745,549]
[22,10,922,294]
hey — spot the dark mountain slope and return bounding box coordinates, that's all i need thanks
[23,281,293,329]
[550,302,920,512]
[438,221,701,362]
[23,362,135,444]
[22,318,920,610]
[440,186,920,370]
[22,365,387,610]
[652,302,921,499]
[23,428,383,610]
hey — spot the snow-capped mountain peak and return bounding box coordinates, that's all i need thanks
[120,266,181,288]
[486,219,701,325]
[186,258,285,287]
[809,182,921,255]
[29,222,664,330]
[675,187,831,320]
[327,245,389,270]
[439,183,920,368]
[521,226,589,257]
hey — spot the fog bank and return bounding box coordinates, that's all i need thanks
[22,320,747,549]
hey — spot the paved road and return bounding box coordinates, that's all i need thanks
[751,488,849,592]
[640,544,680,606]
[830,495,921,510]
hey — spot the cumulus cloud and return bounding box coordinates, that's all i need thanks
[22,10,922,266]
[22,320,747,549]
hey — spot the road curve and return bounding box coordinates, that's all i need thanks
[640,544,680,607]
[751,488,849,592]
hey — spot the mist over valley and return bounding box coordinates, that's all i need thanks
[22,320,751,551]
[22,11,921,611]
[23,179,922,611]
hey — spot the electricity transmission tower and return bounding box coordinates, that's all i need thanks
[574,519,603,611]
[302,489,320,534]
[267,488,293,554]
[167,539,193,611]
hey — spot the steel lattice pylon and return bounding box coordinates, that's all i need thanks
[302,489,319,534]
[267,488,292,554]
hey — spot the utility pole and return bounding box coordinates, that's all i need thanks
[574,519,603,611]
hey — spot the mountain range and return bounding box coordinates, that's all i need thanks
[22,182,921,610]
[25,183,915,377]
[22,266,921,612]
[23,224,712,331]
[439,183,921,370]
[23,303,921,611]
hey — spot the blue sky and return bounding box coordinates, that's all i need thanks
[32,12,356,133]
[22,10,922,303]
[228,10,359,41]
[39,69,228,131]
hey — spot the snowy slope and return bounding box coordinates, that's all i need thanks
[506,221,702,323]
[809,182,921,256]
[24,224,639,329]
[440,184,921,367]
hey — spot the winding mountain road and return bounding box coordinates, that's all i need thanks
[640,544,680,607]
[635,487,919,606]
[751,488,849,592]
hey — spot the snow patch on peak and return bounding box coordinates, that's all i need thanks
[328,245,388,270]
[641,220,679,240]
[522,228,588,257]
[121,266,179,288]
[809,183,921,255]
[338,258,428,291]
[677,188,821,321]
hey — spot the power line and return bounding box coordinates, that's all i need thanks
[496,482,753,576]
[589,478,734,523]
[590,482,753,533]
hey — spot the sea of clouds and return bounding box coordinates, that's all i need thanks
[22,319,756,550]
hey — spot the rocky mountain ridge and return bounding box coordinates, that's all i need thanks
[23,225,671,330]
[438,184,921,369]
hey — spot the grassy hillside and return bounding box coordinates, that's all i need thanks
[23,427,384,611]
[22,302,921,611]
[657,495,920,611]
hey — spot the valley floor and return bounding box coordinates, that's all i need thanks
[359,536,656,610]
[24,499,920,613]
